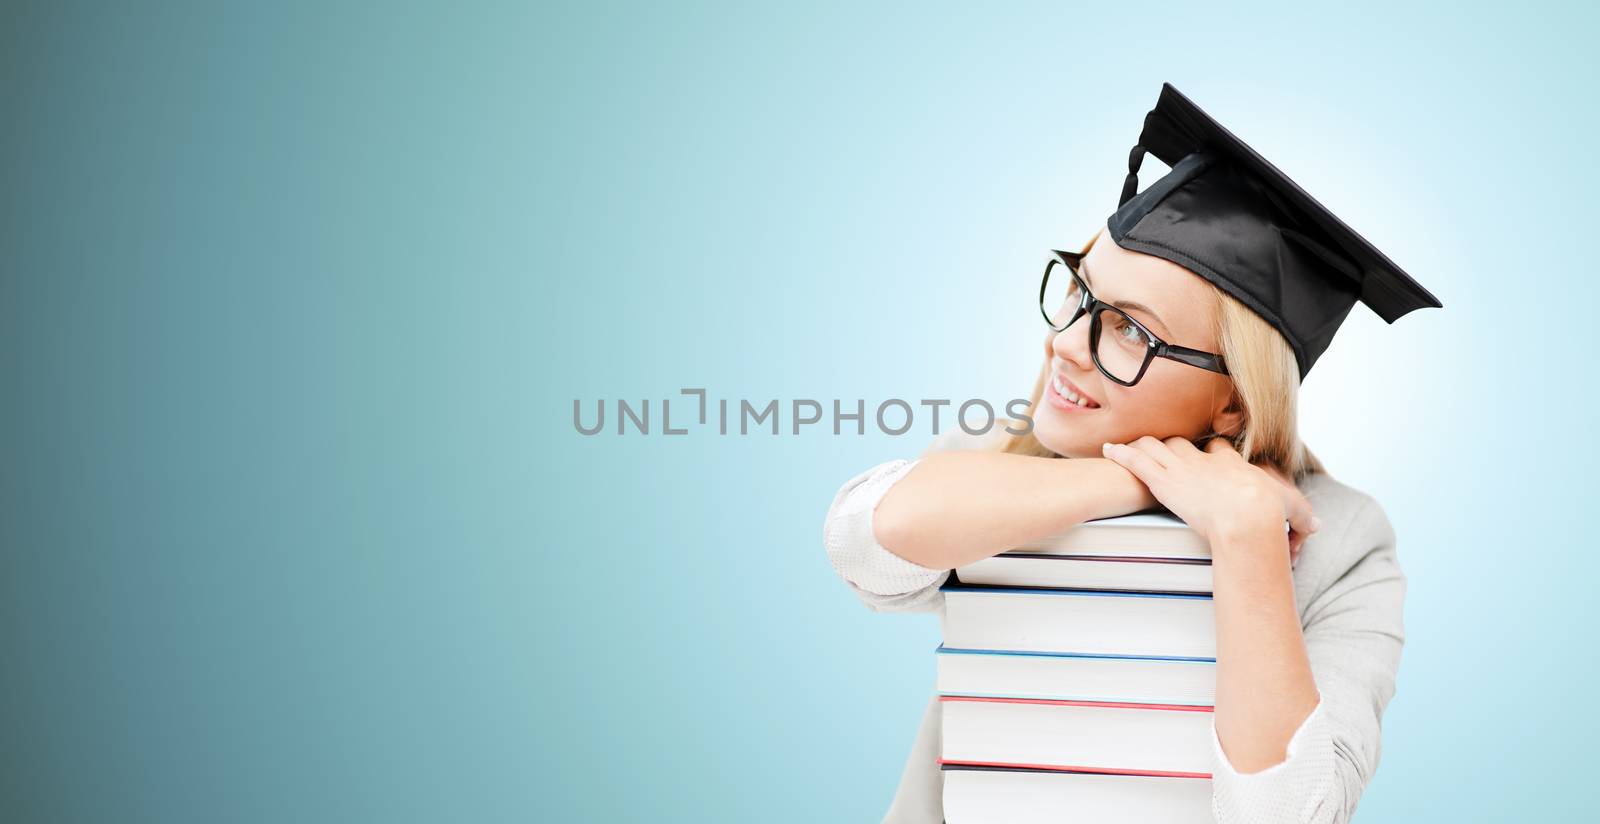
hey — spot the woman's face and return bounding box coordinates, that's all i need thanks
[1032,223,1241,459]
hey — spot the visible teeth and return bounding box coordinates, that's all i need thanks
[1054,376,1094,408]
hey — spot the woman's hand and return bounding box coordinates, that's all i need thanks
[1254,459,1320,566]
[1100,436,1319,563]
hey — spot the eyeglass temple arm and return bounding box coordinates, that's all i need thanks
[1160,343,1229,375]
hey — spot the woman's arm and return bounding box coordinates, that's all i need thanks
[1209,497,1406,823]
[823,429,1155,614]
[872,449,1158,571]
[1209,515,1320,769]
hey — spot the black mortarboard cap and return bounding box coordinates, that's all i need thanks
[1106,83,1443,380]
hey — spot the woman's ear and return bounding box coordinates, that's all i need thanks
[1211,394,1245,439]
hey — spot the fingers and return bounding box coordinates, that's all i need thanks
[1248,461,1315,538]
[1284,489,1319,540]
[1128,435,1180,467]
[1102,441,1166,482]
[1164,435,1202,455]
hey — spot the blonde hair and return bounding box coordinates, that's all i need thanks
[997,230,1327,481]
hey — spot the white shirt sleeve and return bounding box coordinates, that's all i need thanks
[1210,694,1335,822]
[821,457,950,614]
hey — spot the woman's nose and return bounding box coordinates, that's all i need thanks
[1050,313,1094,366]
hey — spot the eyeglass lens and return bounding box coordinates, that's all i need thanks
[1041,262,1155,384]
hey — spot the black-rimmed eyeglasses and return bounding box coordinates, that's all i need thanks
[1038,249,1230,387]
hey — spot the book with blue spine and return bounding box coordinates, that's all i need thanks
[938,582,1216,659]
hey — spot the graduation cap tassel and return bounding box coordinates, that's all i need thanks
[1119,143,1147,207]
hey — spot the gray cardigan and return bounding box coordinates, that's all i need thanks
[823,426,1406,823]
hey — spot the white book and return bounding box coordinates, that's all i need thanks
[1014,508,1210,559]
[935,645,1215,706]
[939,584,1215,659]
[940,696,1215,776]
[942,766,1212,823]
[954,553,1212,594]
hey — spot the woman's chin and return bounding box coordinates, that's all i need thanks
[1032,416,1091,458]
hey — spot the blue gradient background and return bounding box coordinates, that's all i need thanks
[1,2,1590,821]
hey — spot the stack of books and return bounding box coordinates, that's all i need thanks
[938,509,1218,822]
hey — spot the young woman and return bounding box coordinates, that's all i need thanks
[823,221,1406,823]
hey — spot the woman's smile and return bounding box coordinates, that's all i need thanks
[1046,370,1102,412]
